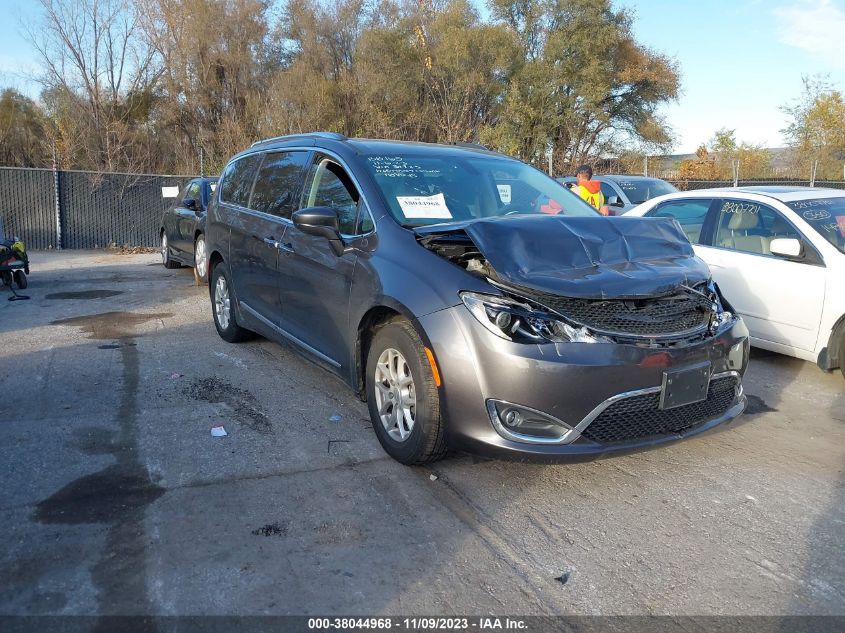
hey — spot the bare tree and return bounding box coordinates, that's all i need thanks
[27,0,160,172]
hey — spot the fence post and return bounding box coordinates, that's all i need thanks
[52,142,63,250]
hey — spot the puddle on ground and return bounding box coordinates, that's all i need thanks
[33,463,165,524]
[50,311,172,339]
[45,290,124,300]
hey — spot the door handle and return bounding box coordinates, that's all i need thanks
[279,242,294,253]
[263,237,280,248]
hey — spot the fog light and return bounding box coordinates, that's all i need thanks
[503,408,523,428]
[728,341,746,370]
[487,400,574,443]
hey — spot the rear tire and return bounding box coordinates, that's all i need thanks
[365,319,447,464]
[194,234,208,283]
[210,263,253,343]
[161,233,180,269]
[13,270,27,289]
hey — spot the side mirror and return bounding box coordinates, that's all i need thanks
[770,237,803,259]
[182,198,197,210]
[293,206,347,256]
[607,195,623,207]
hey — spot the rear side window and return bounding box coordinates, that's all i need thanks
[303,156,361,234]
[185,182,201,203]
[650,199,713,244]
[250,151,312,218]
[219,155,261,207]
[713,200,800,255]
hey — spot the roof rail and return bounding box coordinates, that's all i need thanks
[450,141,488,150]
[251,131,347,147]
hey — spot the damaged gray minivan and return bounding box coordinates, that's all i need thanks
[205,133,749,464]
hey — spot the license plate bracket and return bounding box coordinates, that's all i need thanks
[660,362,711,410]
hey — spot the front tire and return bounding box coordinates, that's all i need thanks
[194,234,208,283]
[210,263,253,343]
[366,320,447,464]
[839,334,845,380]
[161,233,180,269]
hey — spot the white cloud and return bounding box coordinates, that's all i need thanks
[774,0,845,67]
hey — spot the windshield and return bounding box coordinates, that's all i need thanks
[785,197,845,255]
[615,178,677,204]
[363,154,599,227]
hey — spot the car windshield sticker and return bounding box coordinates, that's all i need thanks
[209,183,217,192]
[161,186,180,198]
[396,193,453,219]
[836,216,845,237]
[497,184,512,204]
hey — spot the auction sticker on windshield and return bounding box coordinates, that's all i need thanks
[397,193,453,219]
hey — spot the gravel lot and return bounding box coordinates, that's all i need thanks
[0,250,843,617]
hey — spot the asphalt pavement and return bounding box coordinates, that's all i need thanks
[0,250,843,617]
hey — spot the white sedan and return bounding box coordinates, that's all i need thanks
[627,186,845,377]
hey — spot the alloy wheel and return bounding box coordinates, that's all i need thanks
[195,237,207,279]
[373,348,417,442]
[214,275,231,330]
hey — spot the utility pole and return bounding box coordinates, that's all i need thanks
[644,155,648,177]
[810,159,819,187]
[548,148,553,177]
[52,140,62,250]
[199,146,205,177]
[732,159,739,187]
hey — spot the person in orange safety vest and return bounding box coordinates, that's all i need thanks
[574,165,608,215]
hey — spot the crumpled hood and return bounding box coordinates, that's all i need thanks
[415,215,711,299]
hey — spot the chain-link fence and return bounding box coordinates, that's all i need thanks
[667,179,845,191]
[0,167,195,249]
[3,166,845,249]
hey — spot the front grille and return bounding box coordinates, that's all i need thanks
[535,288,713,338]
[581,375,739,445]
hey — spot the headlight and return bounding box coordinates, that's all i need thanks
[460,291,607,344]
[705,280,734,330]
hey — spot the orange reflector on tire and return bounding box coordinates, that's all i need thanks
[424,347,442,387]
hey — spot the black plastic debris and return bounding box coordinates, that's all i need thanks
[555,571,570,585]
[252,522,288,537]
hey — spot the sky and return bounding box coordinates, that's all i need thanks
[1,0,844,154]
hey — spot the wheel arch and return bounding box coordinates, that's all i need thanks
[818,312,845,371]
[354,301,435,400]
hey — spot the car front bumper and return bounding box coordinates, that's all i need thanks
[419,305,750,461]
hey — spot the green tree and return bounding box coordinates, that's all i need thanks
[708,128,770,179]
[782,76,845,180]
[483,0,679,173]
[0,88,51,167]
